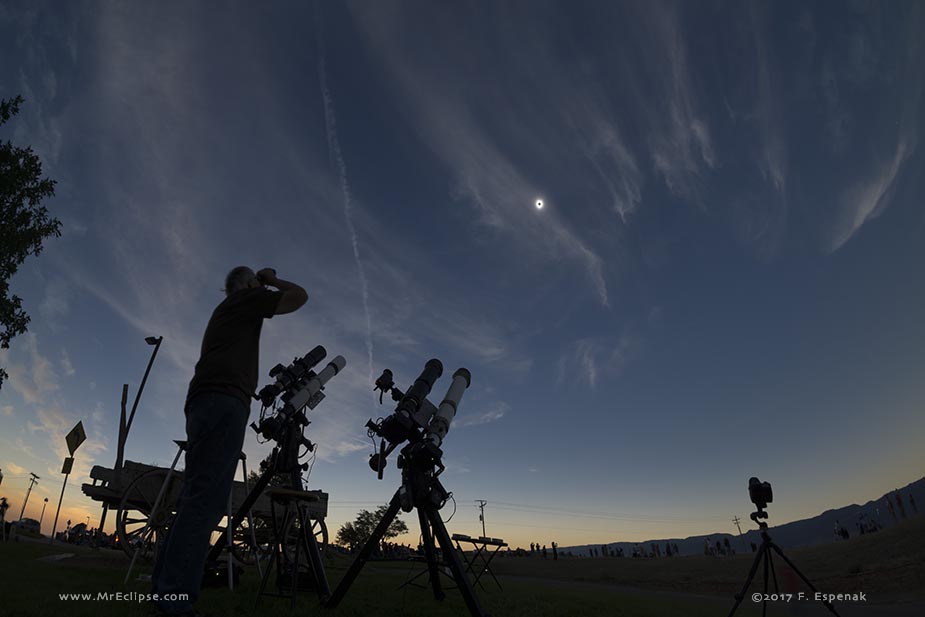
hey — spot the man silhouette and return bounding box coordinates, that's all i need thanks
[151,266,308,616]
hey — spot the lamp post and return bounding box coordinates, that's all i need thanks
[95,335,163,548]
[40,497,48,533]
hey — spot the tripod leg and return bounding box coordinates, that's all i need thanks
[726,543,768,617]
[425,506,489,617]
[255,499,281,608]
[289,505,299,609]
[418,507,445,601]
[768,549,780,594]
[768,543,842,617]
[298,505,332,600]
[324,490,403,608]
[762,550,769,617]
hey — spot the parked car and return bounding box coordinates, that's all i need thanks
[13,518,41,535]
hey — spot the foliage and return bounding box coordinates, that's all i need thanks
[336,504,409,551]
[0,95,60,388]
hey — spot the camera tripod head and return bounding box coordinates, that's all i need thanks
[366,359,471,479]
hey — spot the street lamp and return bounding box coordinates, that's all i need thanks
[95,335,163,548]
[40,497,48,533]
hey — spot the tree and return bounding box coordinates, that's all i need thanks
[0,95,60,389]
[336,504,409,551]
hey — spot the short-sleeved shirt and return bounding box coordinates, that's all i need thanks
[186,287,283,407]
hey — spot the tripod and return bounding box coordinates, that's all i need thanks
[727,508,840,617]
[324,442,489,617]
[205,418,330,600]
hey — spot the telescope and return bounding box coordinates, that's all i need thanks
[367,359,471,479]
[251,346,346,451]
[325,359,488,617]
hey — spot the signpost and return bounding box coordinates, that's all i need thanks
[50,422,85,544]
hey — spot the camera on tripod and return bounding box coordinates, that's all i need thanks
[748,477,773,528]
[748,477,773,509]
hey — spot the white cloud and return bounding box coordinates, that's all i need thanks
[60,349,75,377]
[558,334,636,389]
[14,437,36,458]
[827,140,912,253]
[39,278,70,322]
[0,333,60,405]
[4,462,28,476]
[456,402,509,428]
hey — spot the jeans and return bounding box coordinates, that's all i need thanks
[151,392,249,613]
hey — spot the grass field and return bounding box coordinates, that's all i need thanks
[0,515,922,617]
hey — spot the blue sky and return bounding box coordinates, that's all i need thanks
[1,0,923,549]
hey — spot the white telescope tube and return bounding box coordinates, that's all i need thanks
[427,368,470,446]
[282,355,346,414]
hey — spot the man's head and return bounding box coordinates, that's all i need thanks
[224,266,262,296]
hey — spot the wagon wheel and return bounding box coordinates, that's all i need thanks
[230,515,273,565]
[228,511,326,567]
[116,469,182,560]
[282,514,328,563]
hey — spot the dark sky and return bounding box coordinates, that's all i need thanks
[1,0,923,547]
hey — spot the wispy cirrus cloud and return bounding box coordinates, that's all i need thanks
[456,401,509,428]
[823,3,923,253]
[0,333,60,405]
[827,140,913,253]
[639,3,716,199]
[557,334,636,389]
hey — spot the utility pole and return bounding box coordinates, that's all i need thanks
[19,473,40,520]
[733,515,747,552]
[476,500,487,537]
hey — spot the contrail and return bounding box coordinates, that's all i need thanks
[316,4,374,388]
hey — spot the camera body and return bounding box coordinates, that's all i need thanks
[748,477,773,509]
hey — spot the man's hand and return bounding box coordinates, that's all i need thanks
[256,268,278,285]
[255,269,308,314]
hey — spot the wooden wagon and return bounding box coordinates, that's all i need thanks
[80,441,329,566]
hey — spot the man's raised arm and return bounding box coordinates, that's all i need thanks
[257,268,308,314]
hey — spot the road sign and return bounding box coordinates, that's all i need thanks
[66,421,86,456]
[61,458,74,474]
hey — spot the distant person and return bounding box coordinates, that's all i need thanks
[0,497,8,541]
[151,267,308,617]
[542,545,547,559]
[552,541,558,560]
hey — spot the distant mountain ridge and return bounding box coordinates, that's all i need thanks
[561,476,924,557]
